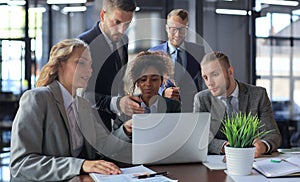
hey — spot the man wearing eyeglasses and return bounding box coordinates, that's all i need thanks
[149,9,205,112]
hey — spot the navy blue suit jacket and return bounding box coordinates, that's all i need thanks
[149,41,205,111]
[78,21,129,131]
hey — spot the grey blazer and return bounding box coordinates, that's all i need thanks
[10,81,130,181]
[193,81,282,154]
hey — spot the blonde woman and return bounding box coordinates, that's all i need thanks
[10,39,122,181]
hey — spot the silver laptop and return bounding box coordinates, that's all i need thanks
[132,112,211,164]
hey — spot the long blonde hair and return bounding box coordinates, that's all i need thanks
[36,38,88,87]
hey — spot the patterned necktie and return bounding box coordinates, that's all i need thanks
[67,101,84,157]
[144,106,151,113]
[224,96,233,118]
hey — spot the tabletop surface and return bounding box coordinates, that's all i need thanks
[69,163,233,182]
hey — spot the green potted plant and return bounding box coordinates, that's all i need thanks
[221,112,271,176]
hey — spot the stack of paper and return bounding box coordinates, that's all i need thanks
[90,165,177,182]
[203,155,227,170]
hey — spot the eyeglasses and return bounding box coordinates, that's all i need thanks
[167,25,188,34]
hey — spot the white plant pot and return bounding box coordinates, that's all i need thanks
[225,146,255,176]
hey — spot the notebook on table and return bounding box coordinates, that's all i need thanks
[132,112,211,165]
[253,155,300,177]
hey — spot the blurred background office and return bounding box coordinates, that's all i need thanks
[0,0,300,181]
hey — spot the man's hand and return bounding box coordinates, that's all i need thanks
[254,139,267,158]
[163,87,180,100]
[221,141,229,154]
[82,160,121,175]
[119,96,144,116]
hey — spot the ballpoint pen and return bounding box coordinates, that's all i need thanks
[135,171,169,179]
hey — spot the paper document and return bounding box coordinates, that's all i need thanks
[203,155,227,170]
[90,165,177,182]
[253,155,300,177]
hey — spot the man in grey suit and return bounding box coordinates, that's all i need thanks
[193,51,281,157]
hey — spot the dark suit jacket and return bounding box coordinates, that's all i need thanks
[113,95,181,138]
[193,80,282,154]
[78,21,129,131]
[149,41,205,112]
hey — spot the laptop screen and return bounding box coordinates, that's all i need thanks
[132,112,211,164]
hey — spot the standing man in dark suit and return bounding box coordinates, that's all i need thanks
[149,9,205,111]
[193,51,281,157]
[78,0,144,131]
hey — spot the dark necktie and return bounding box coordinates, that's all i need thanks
[224,96,233,118]
[176,48,183,66]
[174,48,184,82]
[111,41,122,70]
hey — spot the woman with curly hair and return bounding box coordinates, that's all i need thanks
[114,51,181,136]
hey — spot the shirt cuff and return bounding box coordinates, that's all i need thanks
[110,96,121,115]
[158,84,165,95]
[261,139,271,153]
[221,141,228,154]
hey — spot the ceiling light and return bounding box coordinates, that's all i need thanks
[135,6,140,12]
[7,0,26,6]
[62,6,87,13]
[51,5,60,11]
[29,7,46,13]
[47,0,87,4]
[216,9,248,16]
[292,9,300,15]
[260,0,299,6]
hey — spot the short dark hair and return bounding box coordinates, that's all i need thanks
[201,51,231,70]
[167,9,189,21]
[103,0,137,12]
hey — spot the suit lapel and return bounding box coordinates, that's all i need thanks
[76,97,96,158]
[211,96,226,121]
[157,96,167,113]
[47,81,69,126]
[47,81,73,149]
[237,81,249,113]
[210,95,226,136]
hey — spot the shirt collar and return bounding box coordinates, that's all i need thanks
[99,22,122,52]
[57,81,73,109]
[168,41,177,55]
[231,82,239,98]
[217,81,239,100]
[167,41,185,55]
[140,97,158,113]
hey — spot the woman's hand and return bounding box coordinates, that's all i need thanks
[123,119,133,135]
[82,160,121,175]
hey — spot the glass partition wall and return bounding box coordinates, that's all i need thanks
[255,10,300,147]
